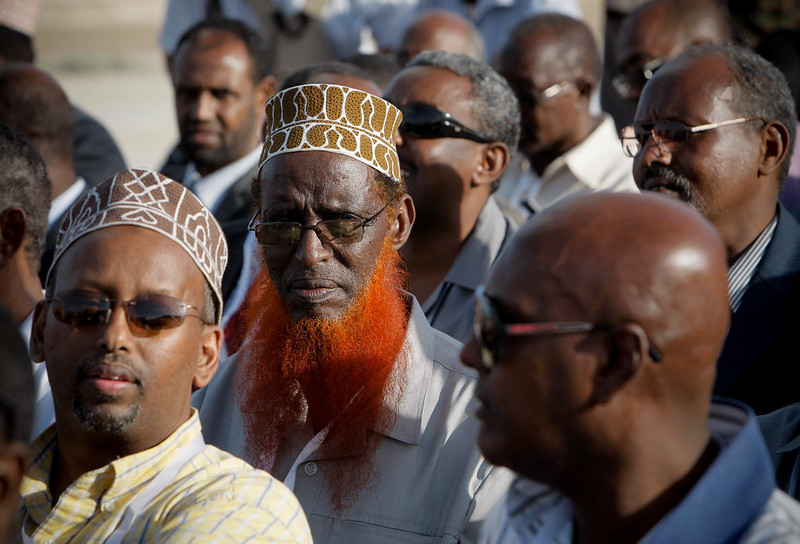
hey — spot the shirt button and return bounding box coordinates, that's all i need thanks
[304,462,318,476]
[102,501,116,513]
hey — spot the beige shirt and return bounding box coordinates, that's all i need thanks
[195,296,512,543]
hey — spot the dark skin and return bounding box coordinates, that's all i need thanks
[384,66,509,302]
[0,207,42,325]
[461,191,731,544]
[30,227,221,501]
[632,52,789,262]
[257,151,414,322]
[499,31,600,175]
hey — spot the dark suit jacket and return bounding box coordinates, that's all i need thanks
[713,204,800,414]
[160,147,257,304]
[72,106,126,187]
[39,181,93,284]
[758,403,800,498]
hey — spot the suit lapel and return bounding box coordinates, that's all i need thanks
[715,205,800,394]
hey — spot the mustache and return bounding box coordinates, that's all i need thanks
[642,166,694,202]
[77,353,141,384]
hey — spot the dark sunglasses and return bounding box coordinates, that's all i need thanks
[47,289,204,331]
[399,103,492,143]
[612,56,668,99]
[473,285,663,370]
[248,204,388,247]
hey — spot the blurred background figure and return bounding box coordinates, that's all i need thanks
[395,10,485,65]
[495,14,638,223]
[609,0,733,131]
[0,304,35,544]
[0,64,87,283]
[161,17,277,304]
[0,122,53,438]
[0,0,126,188]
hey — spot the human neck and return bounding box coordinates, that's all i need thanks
[45,156,78,200]
[530,114,601,175]
[401,196,485,302]
[568,428,714,544]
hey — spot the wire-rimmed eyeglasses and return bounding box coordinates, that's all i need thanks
[620,117,764,158]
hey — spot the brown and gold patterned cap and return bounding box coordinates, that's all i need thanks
[49,169,228,324]
[260,84,402,182]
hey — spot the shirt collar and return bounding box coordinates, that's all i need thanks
[423,197,511,300]
[728,213,778,312]
[543,115,627,190]
[184,147,261,213]
[48,177,86,226]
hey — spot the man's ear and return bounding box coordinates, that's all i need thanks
[473,143,510,187]
[593,323,648,404]
[388,193,415,250]
[29,300,47,363]
[0,208,27,263]
[758,121,790,177]
[192,324,222,391]
[255,75,278,110]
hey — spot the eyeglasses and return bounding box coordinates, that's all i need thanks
[620,117,764,158]
[399,103,492,143]
[613,56,668,99]
[473,285,663,370]
[248,204,389,247]
[47,289,204,331]
[515,81,576,107]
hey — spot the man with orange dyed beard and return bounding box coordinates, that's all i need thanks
[194,83,511,543]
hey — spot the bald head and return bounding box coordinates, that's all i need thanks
[500,14,600,84]
[0,63,74,161]
[398,10,485,65]
[494,191,729,391]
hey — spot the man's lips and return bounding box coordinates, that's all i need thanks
[80,363,139,396]
[288,279,340,303]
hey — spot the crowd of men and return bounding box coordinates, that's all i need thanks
[2,0,800,542]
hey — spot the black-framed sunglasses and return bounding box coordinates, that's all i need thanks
[399,103,492,143]
[473,285,663,370]
[47,289,204,331]
[248,204,389,247]
[620,117,764,158]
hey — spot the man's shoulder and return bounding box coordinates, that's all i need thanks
[741,489,800,544]
[155,444,312,542]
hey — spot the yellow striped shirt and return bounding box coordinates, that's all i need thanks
[15,411,312,543]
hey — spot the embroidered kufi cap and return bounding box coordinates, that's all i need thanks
[260,84,402,182]
[0,0,40,36]
[49,169,228,323]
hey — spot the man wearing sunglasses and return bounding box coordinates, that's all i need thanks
[383,50,518,343]
[610,0,733,130]
[197,84,511,543]
[495,14,639,222]
[18,169,311,542]
[465,191,800,543]
[628,44,799,415]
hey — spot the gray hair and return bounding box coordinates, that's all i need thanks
[407,50,520,151]
[685,43,796,185]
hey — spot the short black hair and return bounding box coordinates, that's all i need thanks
[281,61,373,91]
[174,16,272,81]
[0,24,33,63]
[0,303,34,443]
[0,122,51,270]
